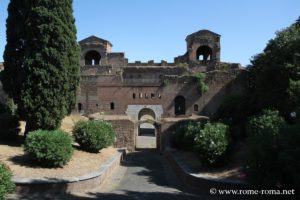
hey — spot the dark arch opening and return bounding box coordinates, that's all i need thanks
[85,50,101,65]
[194,104,199,112]
[196,46,213,61]
[138,108,156,137]
[174,96,186,115]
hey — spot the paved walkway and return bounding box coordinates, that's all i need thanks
[8,150,217,200]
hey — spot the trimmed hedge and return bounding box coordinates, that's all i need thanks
[194,122,229,165]
[24,130,73,167]
[0,163,15,200]
[73,120,114,153]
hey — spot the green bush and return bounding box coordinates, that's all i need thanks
[183,121,203,151]
[246,109,284,137]
[73,120,115,153]
[213,94,258,140]
[194,122,229,165]
[245,115,300,191]
[0,101,20,140]
[24,130,73,167]
[0,163,15,200]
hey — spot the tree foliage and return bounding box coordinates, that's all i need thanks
[248,18,300,118]
[2,0,80,132]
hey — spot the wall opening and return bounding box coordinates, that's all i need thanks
[194,104,199,112]
[133,93,136,99]
[136,108,157,149]
[110,102,115,110]
[196,46,212,61]
[174,95,186,115]
[85,50,101,65]
[78,103,82,112]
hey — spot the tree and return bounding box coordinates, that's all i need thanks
[248,17,300,118]
[2,0,80,132]
[2,0,28,112]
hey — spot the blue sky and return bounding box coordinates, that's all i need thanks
[0,0,299,66]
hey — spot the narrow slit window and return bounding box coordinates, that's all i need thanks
[110,102,115,110]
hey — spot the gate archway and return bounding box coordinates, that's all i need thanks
[136,108,158,149]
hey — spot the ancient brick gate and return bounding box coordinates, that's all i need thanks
[126,105,163,150]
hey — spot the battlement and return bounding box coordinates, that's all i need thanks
[126,60,175,67]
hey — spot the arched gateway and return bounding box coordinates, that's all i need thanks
[126,105,162,149]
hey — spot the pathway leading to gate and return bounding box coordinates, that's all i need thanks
[8,150,217,200]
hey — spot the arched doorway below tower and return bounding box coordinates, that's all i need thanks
[174,95,186,115]
[136,108,157,149]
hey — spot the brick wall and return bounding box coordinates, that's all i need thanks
[108,119,135,151]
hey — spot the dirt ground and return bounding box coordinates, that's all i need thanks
[0,114,117,179]
[172,144,246,182]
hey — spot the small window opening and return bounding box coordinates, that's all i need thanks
[158,93,161,99]
[139,93,143,99]
[194,104,199,111]
[145,93,148,99]
[133,93,136,99]
[151,93,155,99]
[78,103,82,112]
[110,102,115,110]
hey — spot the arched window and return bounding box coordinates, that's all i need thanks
[174,96,186,115]
[194,104,199,112]
[85,50,101,65]
[110,102,115,110]
[196,46,213,61]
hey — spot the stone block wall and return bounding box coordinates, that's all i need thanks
[108,119,135,151]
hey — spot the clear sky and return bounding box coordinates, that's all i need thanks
[0,0,299,66]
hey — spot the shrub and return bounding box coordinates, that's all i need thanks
[0,163,15,199]
[213,94,258,140]
[183,121,203,151]
[73,120,114,153]
[245,120,300,191]
[24,130,73,167]
[244,109,291,188]
[0,101,20,140]
[246,109,284,137]
[194,122,229,165]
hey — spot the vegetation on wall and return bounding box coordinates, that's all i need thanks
[192,72,208,94]
[2,0,80,133]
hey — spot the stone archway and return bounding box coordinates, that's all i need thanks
[126,105,163,150]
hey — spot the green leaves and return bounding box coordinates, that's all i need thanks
[73,120,115,153]
[194,122,229,165]
[2,0,80,131]
[24,130,73,167]
[0,164,15,200]
[249,18,300,117]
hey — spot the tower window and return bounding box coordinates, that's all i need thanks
[133,93,136,99]
[151,93,155,99]
[85,50,101,65]
[196,46,212,61]
[110,102,115,110]
[139,93,143,98]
